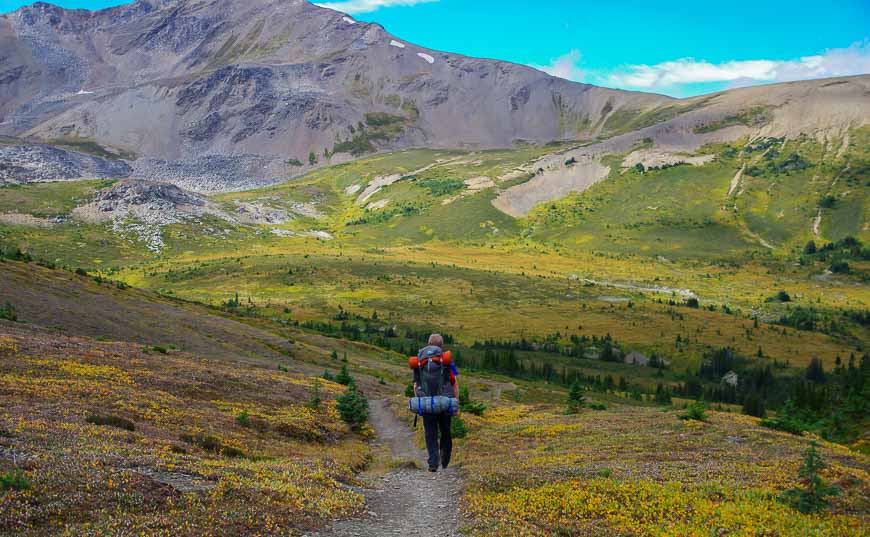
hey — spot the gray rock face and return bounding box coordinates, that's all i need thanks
[130,154,288,192]
[72,178,233,250]
[0,0,669,189]
[0,142,132,184]
[93,179,204,209]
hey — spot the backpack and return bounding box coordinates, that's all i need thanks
[409,346,452,397]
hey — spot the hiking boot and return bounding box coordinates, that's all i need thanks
[428,466,438,473]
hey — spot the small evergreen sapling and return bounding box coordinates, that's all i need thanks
[335,364,354,386]
[567,380,586,413]
[336,385,369,431]
[307,379,322,409]
[780,441,839,513]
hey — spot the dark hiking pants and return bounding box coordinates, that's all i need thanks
[422,413,452,469]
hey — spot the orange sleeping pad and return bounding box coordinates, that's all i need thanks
[408,350,451,369]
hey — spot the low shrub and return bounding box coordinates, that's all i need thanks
[766,290,792,303]
[0,469,30,491]
[459,386,486,416]
[762,417,804,435]
[221,445,245,458]
[818,195,838,209]
[450,416,468,438]
[829,261,850,274]
[0,302,17,322]
[86,414,135,431]
[679,401,708,421]
[0,242,31,262]
[180,432,244,458]
[274,421,322,442]
[235,410,250,427]
[761,410,811,435]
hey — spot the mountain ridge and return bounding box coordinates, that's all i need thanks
[0,0,672,189]
[0,0,867,198]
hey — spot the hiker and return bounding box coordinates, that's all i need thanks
[413,333,459,472]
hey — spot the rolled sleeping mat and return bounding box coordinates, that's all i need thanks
[408,396,459,415]
[408,350,452,369]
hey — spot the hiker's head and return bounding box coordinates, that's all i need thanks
[427,333,444,348]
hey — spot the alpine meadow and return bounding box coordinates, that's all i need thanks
[0,0,868,535]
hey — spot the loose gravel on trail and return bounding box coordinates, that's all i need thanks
[311,398,463,537]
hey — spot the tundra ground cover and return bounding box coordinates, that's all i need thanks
[459,403,869,536]
[120,247,866,371]
[0,324,369,536]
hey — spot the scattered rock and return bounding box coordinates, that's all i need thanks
[0,143,131,185]
[72,179,233,252]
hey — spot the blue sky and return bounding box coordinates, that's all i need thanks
[3,0,869,97]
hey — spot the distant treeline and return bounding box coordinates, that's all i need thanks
[673,346,869,444]
[264,306,869,445]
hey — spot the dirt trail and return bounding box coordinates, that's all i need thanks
[312,399,463,537]
[727,165,745,197]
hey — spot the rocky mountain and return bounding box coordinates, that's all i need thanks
[0,0,669,190]
[1,0,868,196]
[495,75,870,215]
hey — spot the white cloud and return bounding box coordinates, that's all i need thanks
[605,42,870,90]
[316,0,438,15]
[530,49,585,82]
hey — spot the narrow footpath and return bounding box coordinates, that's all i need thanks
[312,398,463,537]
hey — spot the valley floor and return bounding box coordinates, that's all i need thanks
[0,127,868,535]
[0,258,868,536]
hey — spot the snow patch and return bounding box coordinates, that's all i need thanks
[417,52,435,64]
[342,16,356,24]
[390,40,406,49]
[75,89,94,95]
